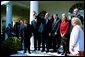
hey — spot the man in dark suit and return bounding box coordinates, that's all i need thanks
[72,8,83,25]
[52,14,61,52]
[70,8,84,33]
[23,19,32,54]
[31,16,41,51]
[45,18,52,52]
[14,22,20,39]
[40,12,52,52]
[19,20,24,50]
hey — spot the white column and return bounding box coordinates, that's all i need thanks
[30,1,38,50]
[5,2,12,40]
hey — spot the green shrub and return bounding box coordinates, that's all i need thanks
[2,37,21,52]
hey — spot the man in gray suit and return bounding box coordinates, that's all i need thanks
[52,14,61,52]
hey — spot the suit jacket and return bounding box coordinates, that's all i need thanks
[31,20,41,34]
[38,19,45,33]
[31,20,37,33]
[43,19,52,37]
[24,23,32,39]
[19,23,24,37]
[14,22,20,32]
[52,18,61,34]
[38,18,52,36]
[45,20,52,34]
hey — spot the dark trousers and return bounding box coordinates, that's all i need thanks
[20,33,24,50]
[67,35,70,53]
[41,33,46,51]
[46,36,52,51]
[24,38,30,53]
[34,33,41,50]
[60,37,68,55]
[53,35,61,51]
[21,37,24,49]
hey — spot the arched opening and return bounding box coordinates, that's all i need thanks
[69,3,84,13]
[68,3,84,20]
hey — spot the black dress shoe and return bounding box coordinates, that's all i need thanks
[29,52,31,54]
[57,51,61,54]
[41,50,44,52]
[46,50,49,53]
[41,50,45,52]
[61,53,64,55]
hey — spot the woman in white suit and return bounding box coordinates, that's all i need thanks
[69,17,84,56]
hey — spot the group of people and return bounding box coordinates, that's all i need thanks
[5,8,84,56]
[5,19,32,54]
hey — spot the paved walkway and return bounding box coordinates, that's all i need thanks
[10,49,71,56]
[10,50,64,56]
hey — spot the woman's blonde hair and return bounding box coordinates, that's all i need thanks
[61,13,68,21]
[72,17,82,26]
